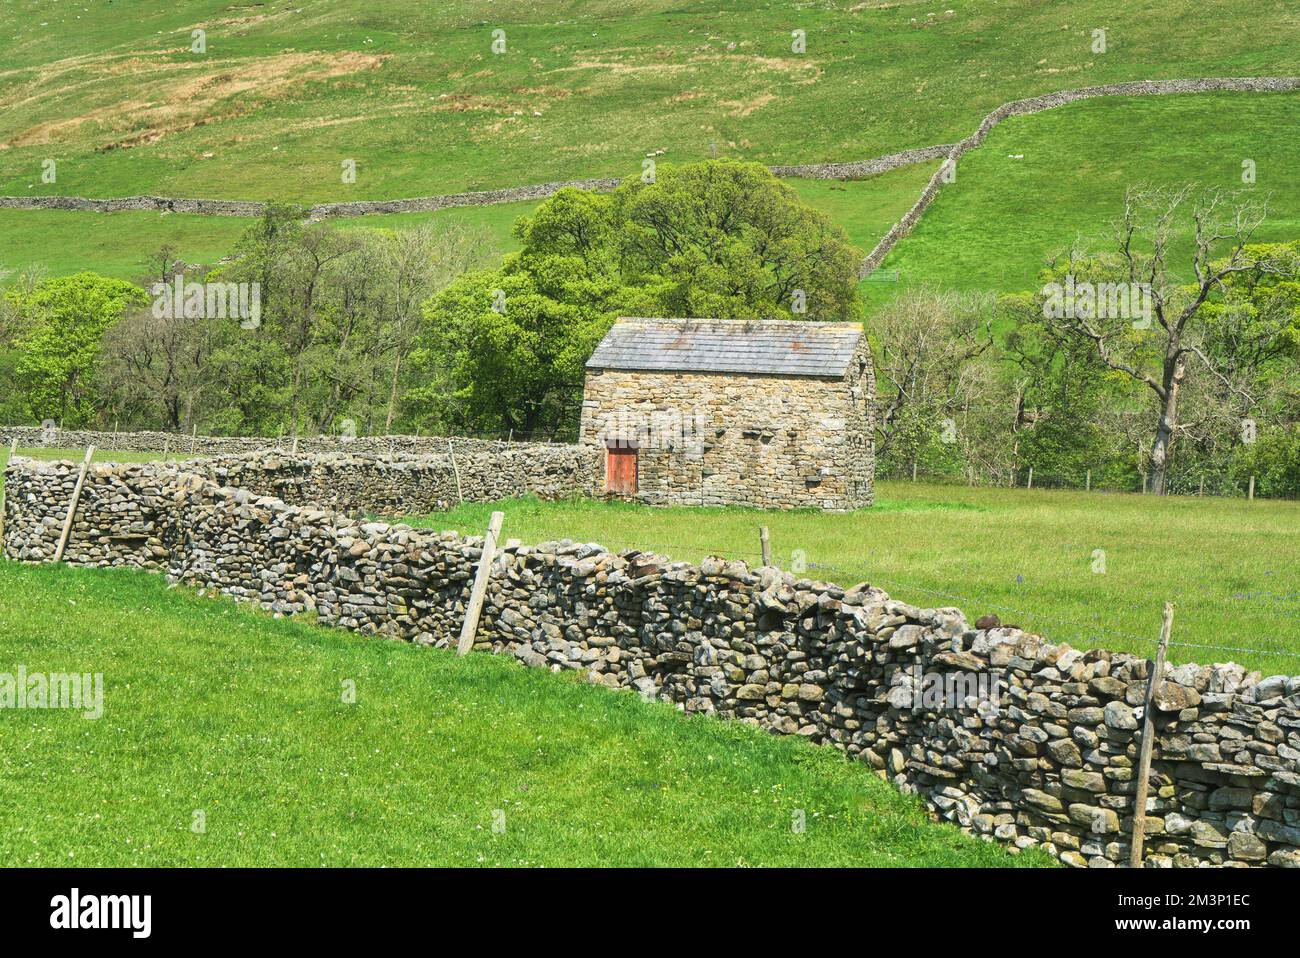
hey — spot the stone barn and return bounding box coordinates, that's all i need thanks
[579,317,875,510]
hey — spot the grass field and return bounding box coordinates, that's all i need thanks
[0,559,1048,867]
[3,0,1292,202]
[0,200,539,280]
[2,0,1298,293]
[404,483,1300,676]
[0,169,931,281]
[872,91,1300,308]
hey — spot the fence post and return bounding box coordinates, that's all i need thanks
[1027,466,1033,490]
[291,436,299,455]
[759,526,772,567]
[1129,601,1173,868]
[1248,475,1256,501]
[53,446,95,563]
[457,510,505,656]
[447,439,464,504]
[1086,469,1091,492]
[1199,476,1204,497]
[190,423,197,457]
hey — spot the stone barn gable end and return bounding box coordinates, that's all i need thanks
[579,317,875,511]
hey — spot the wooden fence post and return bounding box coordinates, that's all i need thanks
[1027,466,1034,490]
[447,439,463,504]
[457,511,505,656]
[1248,475,1256,501]
[53,445,95,563]
[1199,476,1205,497]
[1129,601,1173,868]
[759,526,772,567]
[1085,469,1091,492]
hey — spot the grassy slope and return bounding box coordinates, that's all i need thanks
[0,167,932,281]
[405,484,1300,676]
[872,91,1300,307]
[0,560,1047,867]
[1,0,1294,201]
[1,2,1295,288]
[0,200,539,280]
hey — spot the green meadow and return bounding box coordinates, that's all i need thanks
[0,559,1048,867]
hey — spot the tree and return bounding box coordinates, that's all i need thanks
[412,159,864,437]
[371,223,490,431]
[611,159,861,321]
[870,287,995,473]
[1044,187,1285,494]
[11,273,146,426]
[411,269,608,437]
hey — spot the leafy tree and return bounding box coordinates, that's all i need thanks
[11,272,145,426]
[412,159,864,437]
[410,269,608,438]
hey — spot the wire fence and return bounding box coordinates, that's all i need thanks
[878,462,1300,502]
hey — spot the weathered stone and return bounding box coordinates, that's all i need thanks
[1103,701,1138,730]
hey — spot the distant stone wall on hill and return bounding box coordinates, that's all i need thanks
[859,76,1300,277]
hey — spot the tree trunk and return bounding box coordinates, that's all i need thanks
[385,352,402,432]
[1148,356,1185,495]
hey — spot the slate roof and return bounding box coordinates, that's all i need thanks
[586,318,864,379]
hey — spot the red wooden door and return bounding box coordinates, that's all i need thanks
[606,446,638,495]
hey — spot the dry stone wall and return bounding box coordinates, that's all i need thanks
[859,76,1300,277]
[5,455,1300,868]
[0,428,594,517]
[185,447,597,517]
[0,425,571,460]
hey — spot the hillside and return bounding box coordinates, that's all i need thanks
[1,0,1296,200]
[2,1,1297,296]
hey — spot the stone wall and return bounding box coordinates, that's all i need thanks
[5,75,1294,275]
[859,76,1300,277]
[6,455,1299,868]
[578,342,874,512]
[0,425,573,460]
[184,447,596,517]
[0,179,622,219]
